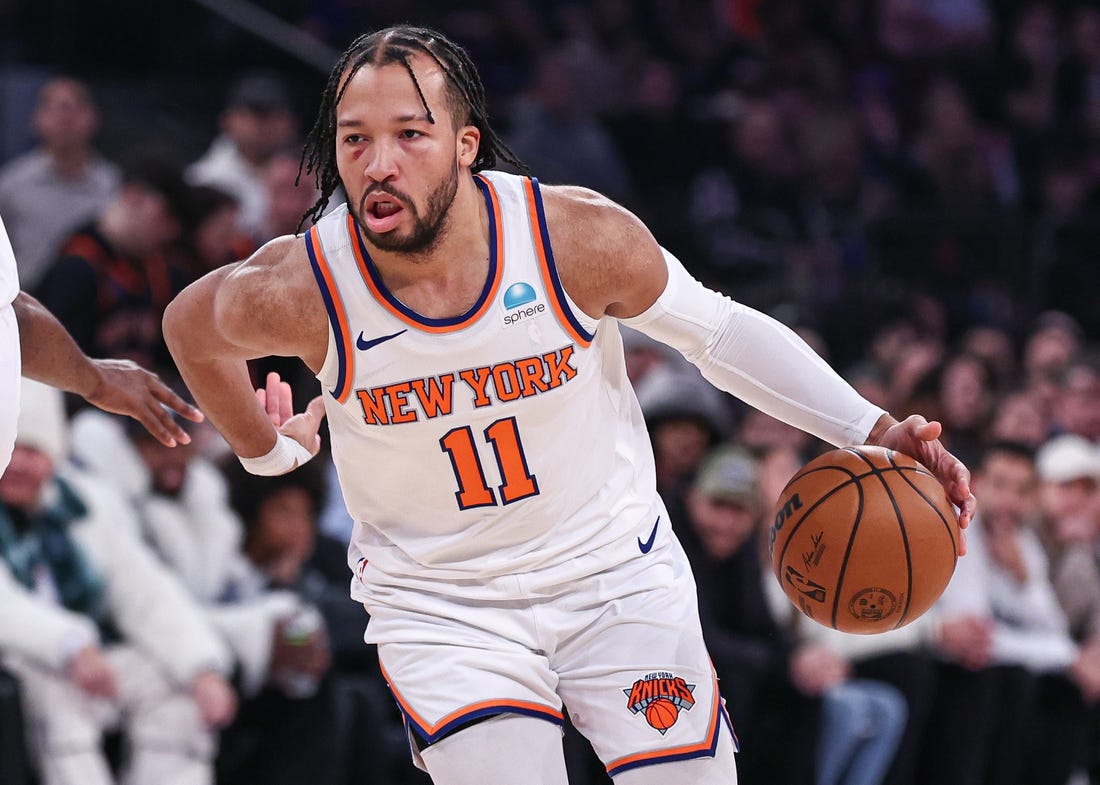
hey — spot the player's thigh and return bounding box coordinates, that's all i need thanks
[552,540,737,781]
[420,714,569,785]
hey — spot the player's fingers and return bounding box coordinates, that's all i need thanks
[910,416,942,441]
[255,388,267,408]
[149,377,204,423]
[277,380,293,423]
[264,373,283,425]
[305,395,326,423]
[137,404,183,448]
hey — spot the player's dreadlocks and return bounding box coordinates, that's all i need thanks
[299,25,525,227]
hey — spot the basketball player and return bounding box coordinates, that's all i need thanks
[0,211,201,474]
[163,26,976,785]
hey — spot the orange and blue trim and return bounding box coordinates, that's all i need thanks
[379,661,563,745]
[523,177,595,348]
[347,175,504,333]
[304,226,354,403]
[606,674,733,777]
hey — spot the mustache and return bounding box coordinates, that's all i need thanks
[359,183,414,215]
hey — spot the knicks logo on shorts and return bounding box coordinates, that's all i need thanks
[623,672,696,735]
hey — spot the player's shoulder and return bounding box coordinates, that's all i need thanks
[245,233,309,269]
[537,184,648,250]
[227,232,315,293]
[536,184,664,318]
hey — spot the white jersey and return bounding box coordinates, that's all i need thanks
[0,213,19,307]
[309,170,661,585]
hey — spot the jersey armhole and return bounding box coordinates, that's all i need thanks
[304,226,355,403]
[522,177,598,347]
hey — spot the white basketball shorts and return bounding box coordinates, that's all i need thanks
[360,512,737,778]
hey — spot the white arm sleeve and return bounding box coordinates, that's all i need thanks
[621,248,886,447]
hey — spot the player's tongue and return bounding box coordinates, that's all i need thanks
[366,199,404,232]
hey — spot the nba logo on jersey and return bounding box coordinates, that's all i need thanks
[502,281,546,327]
[623,672,696,735]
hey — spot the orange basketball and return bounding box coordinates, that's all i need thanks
[769,445,959,634]
[645,698,679,731]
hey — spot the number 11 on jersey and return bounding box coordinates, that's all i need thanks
[440,417,540,510]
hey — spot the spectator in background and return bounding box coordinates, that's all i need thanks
[604,57,700,254]
[922,442,1100,785]
[0,77,120,290]
[936,352,998,469]
[959,324,1017,393]
[678,446,818,785]
[1056,353,1100,443]
[32,159,191,370]
[68,404,348,785]
[1036,435,1100,645]
[635,364,731,546]
[0,380,236,785]
[1022,310,1083,409]
[986,387,1050,449]
[1061,5,1100,137]
[1002,3,1061,145]
[688,96,813,309]
[176,185,253,278]
[188,73,299,239]
[906,73,1014,210]
[504,50,633,203]
[221,456,410,785]
[258,149,321,243]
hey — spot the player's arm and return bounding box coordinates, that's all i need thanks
[162,236,328,466]
[12,291,202,447]
[541,186,975,531]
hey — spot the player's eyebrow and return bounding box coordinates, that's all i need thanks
[336,113,431,128]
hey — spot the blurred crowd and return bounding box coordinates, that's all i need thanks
[1,1,1099,784]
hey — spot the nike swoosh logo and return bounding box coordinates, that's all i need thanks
[637,516,661,554]
[356,329,407,351]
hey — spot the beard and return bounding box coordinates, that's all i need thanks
[355,160,460,255]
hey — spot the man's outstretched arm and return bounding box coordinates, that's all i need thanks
[12,291,202,447]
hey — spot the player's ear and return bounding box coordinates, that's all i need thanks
[457,125,480,168]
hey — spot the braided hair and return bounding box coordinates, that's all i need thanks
[299,25,525,227]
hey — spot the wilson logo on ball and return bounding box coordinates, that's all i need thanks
[624,672,695,735]
[769,492,804,548]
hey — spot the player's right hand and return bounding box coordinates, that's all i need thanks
[256,372,326,457]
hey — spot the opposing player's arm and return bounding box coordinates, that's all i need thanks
[12,291,202,447]
[162,236,328,459]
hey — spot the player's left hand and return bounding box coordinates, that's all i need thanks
[866,414,976,556]
[84,359,204,447]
